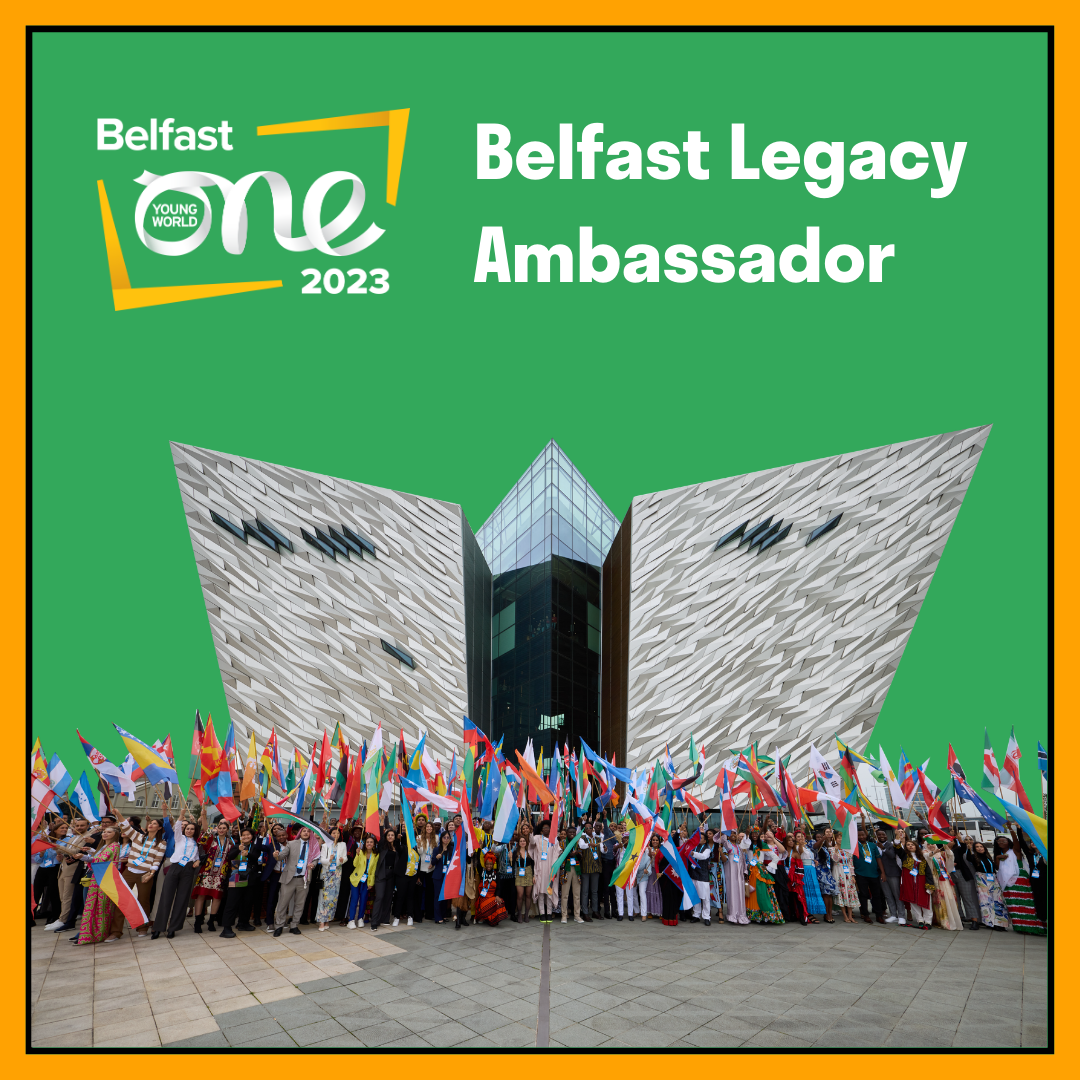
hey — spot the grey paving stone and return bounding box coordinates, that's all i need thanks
[295,977,343,993]
[550,1022,615,1047]
[216,1003,272,1028]
[419,1020,476,1046]
[356,1020,412,1046]
[682,1027,748,1047]
[885,1024,958,1048]
[379,1034,433,1047]
[164,1030,230,1048]
[231,1031,298,1048]
[304,986,359,1007]
[486,1022,536,1047]
[223,1017,288,1044]
[746,1028,814,1048]
[1022,1023,1048,1047]
[457,1034,498,1047]
[272,1003,332,1030]
[819,1024,888,1048]
[290,1018,350,1046]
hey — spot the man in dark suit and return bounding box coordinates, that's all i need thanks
[271,827,314,936]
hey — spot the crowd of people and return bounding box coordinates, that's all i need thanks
[31,803,1048,942]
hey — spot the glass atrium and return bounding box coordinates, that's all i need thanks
[478,442,621,758]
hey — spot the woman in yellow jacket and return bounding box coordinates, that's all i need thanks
[346,836,378,928]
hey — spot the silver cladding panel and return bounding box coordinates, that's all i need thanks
[171,443,468,770]
[625,426,990,795]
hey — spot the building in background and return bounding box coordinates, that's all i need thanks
[602,426,990,798]
[172,443,482,772]
[477,442,620,759]
[175,428,987,796]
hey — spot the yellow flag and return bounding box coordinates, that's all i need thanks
[239,732,260,800]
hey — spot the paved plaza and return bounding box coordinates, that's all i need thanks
[29,916,1048,1050]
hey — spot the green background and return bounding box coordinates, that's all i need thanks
[31,31,1048,799]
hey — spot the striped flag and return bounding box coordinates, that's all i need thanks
[987,791,1047,860]
[48,754,72,798]
[72,771,101,822]
[240,732,261,801]
[982,729,1003,794]
[90,860,147,927]
[114,724,180,787]
[492,770,519,843]
[260,799,333,845]
[439,821,465,901]
[514,750,555,805]
[1002,728,1035,813]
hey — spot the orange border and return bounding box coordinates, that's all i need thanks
[6,5,1067,1068]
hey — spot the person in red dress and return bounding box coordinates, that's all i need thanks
[475,850,508,926]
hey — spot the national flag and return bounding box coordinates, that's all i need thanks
[31,777,55,831]
[330,723,349,801]
[546,827,586,886]
[200,716,221,790]
[611,823,646,888]
[1002,728,1035,813]
[439,823,465,901]
[720,767,737,832]
[72,771,101,822]
[90,860,148,928]
[316,729,332,792]
[458,785,480,855]
[401,775,459,811]
[659,836,697,909]
[479,762,499,820]
[400,784,417,853]
[189,710,204,785]
[737,752,781,807]
[947,750,1009,830]
[76,729,132,797]
[492,770,520,843]
[897,746,917,799]
[878,745,913,810]
[462,715,484,749]
[260,728,282,793]
[982,729,1003,794]
[363,749,384,836]
[31,739,49,785]
[1037,741,1048,780]
[48,754,72,798]
[338,747,366,824]
[834,735,877,770]
[688,734,699,770]
[463,743,476,806]
[260,799,333,845]
[114,724,180,787]
[363,724,384,792]
[240,732,261,801]
[514,750,555,804]
[986,792,1048,860]
[407,731,427,788]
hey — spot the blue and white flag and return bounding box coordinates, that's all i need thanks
[492,770,519,843]
[659,836,696,909]
[48,754,72,798]
[73,771,101,822]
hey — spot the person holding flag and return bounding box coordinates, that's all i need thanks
[74,824,123,945]
[746,832,785,926]
[529,820,559,924]
[721,832,752,925]
[191,813,237,934]
[111,814,167,939]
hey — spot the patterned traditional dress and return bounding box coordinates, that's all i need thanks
[833,846,860,909]
[709,851,725,916]
[800,853,826,915]
[316,848,344,923]
[475,866,508,925]
[929,851,962,930]
[77,842,120,944]
[192,835,231,900]
[747,852,784,925]
[1001,853,1046,935]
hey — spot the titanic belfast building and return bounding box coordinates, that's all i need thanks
[173,426,988,799]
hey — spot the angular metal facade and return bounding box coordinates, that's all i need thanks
[615,426,990,796]
[171,443,475,768]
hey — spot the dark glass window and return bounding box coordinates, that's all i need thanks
[301,528,335,559]
[343,525,377,558]
[715,520,749,549]
[210,511,247,543]
[381,639,415,669]
[806,513,843,546]
[243,519,278,552]
[257,518,294,553]
[316,527,349,559]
